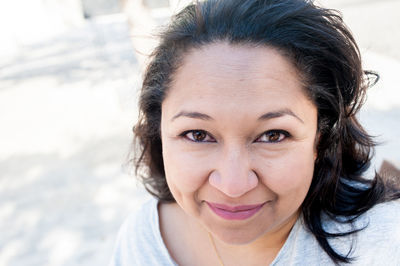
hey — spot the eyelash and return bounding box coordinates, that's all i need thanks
[255,130,291,143]
[179,130,216,143]
[179,129,291,143]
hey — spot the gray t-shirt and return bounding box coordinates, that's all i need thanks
[109,198,400,265]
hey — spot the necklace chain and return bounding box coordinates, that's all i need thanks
[207,232,225,266]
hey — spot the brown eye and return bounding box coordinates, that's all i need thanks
[192,130,206,141]
[268,132,281,142]
[256,130,290,143]
[181,130,215,142]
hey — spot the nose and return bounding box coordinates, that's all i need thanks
[208,146,258,198]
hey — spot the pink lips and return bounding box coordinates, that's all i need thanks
[206,202,266,220]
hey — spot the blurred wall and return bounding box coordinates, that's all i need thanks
[0,0,126,59]
[0,0,84,58]
[82,0,122,18]
[123,0,191,67]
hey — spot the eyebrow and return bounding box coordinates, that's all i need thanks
[171,111,213,122]
[171,108,304,123]
[258,108,304,123]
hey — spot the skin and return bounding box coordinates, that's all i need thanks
[160,42,318,265]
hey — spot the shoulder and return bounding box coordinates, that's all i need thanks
[355,199,400,240]
[291,200,400,265]
[109,198,177,266]
[333,199,400,264]
[271,201,400,265]
[362,198,400,222]
[323,199,400,234]
[352,199,400,264]
[351,199,400,242]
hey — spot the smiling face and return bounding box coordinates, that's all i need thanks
[160,42,318,245]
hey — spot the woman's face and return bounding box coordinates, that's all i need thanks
[161,42,318,244]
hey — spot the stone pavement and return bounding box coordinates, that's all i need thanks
[0,14,150,266]
[0,1,399,266]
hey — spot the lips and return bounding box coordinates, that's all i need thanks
[206,202,266,220]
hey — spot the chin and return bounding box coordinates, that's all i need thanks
[210,224,265,245]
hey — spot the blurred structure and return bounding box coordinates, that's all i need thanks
[82,0,122,18]
[0,0,83,58]
[123,0,191,67]
[380,160,400,187]
[0,0,127,59]
[143,0,170,8]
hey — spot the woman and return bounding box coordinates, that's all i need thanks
[111,0,400,265]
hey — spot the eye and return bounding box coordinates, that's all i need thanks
[255,130,290,143]
[180,130,216,143]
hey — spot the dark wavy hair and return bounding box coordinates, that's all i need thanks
[132,0,400,263]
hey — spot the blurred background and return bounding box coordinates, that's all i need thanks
[0,0,398,265]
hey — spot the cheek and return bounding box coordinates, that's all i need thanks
[257,146,315,195]
[162,144,210,195]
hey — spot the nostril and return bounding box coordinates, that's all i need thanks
[209,171,222,188]
[248,170,259,188]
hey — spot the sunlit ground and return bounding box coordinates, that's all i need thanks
[0,1,399,266]
[0,12,150,266]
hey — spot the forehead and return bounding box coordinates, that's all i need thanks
[162,42,314,121]
[172,42,303,88]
